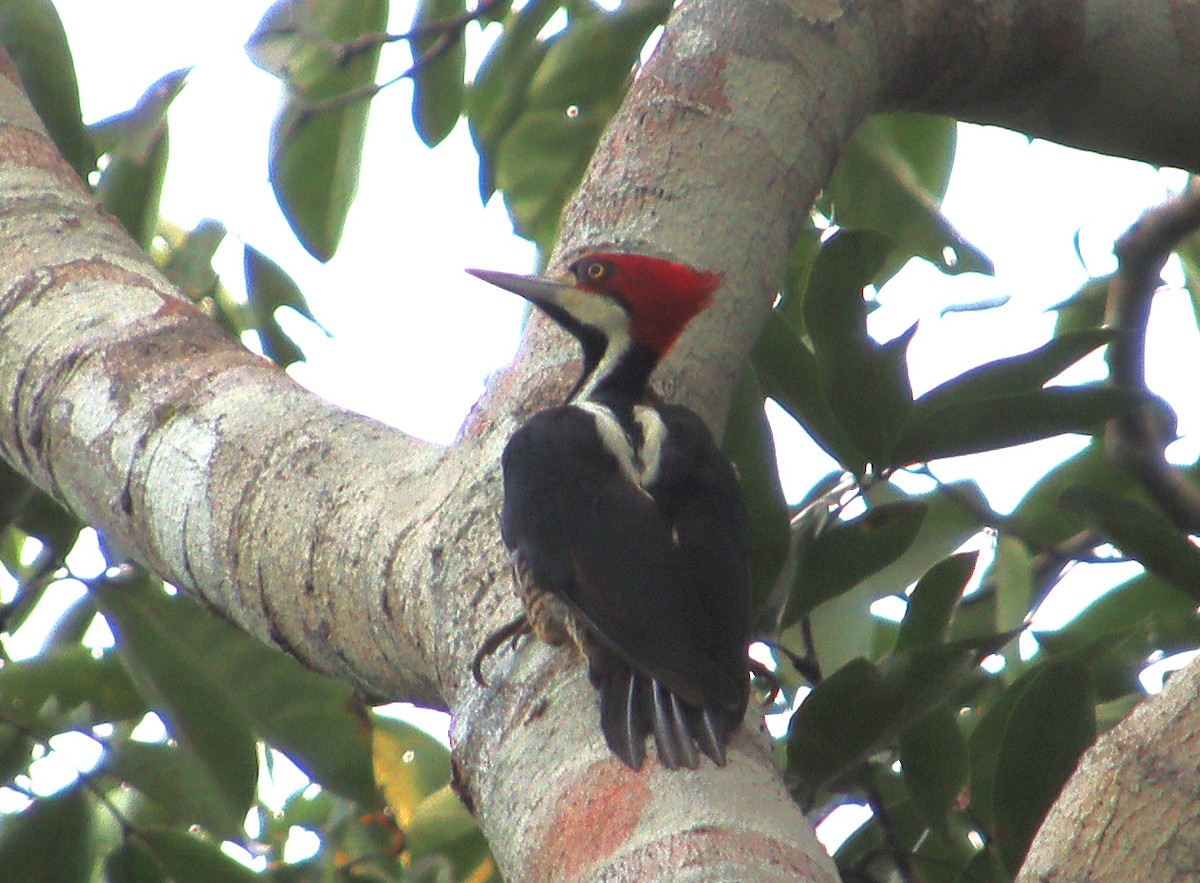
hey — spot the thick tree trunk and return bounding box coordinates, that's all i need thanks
[3,0,1200,878]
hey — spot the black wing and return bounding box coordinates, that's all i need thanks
[499,404,751,768]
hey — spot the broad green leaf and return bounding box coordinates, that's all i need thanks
[899,705,968,836]
[485,0,668,250]
[787,500,927,620]
[140,829,262,883]
[991,535,1034,635]
[858,480,988,600]
[912,328,1115,412]
[1035,572,1200,659]
[267,0,388,260]
[527,0,669,108]
[787,641,988,802]
[805,230,914,467]
[89,68,188,163]
[89,69,188,247]
[244,245,329,367]
[776,221,822,333]
[0,645,145,729]
[89,574,258,839]
[896,552,978,651]
[466,0,557,200]
[246,0,318,83]
[722,365,789,609]
[981,660,1096,874]
[105,840,166,883]
[1051,276,1110,338]
[406,785,482,859]
[411,0,467,147]
[101,741,247,836]
[495,107,605,251]
[161,220,225,302]
[1060,487,1200,601]
[797,480,987,675]
[372,714,451,828]
[97,573,379,808]
[1009,441,1138,547]
[827,114,992,278]
[0,787,94,883]
[752,310,862,470]
[890,384,1143,467]
[0,0,94,177]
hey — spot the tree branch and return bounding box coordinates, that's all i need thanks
[1104,181,1200,532]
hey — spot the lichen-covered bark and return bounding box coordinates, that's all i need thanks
[4,0,1200,878]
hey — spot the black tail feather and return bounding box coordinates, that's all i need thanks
[596,658,736,770]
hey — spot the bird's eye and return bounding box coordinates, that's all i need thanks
[583,260,608,282]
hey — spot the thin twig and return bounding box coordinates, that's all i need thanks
[334,0,508,64]
[1105,180,1200,532]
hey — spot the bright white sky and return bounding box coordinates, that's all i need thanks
[21,0,1200,857]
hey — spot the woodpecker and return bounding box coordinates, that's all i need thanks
[467,253,752,771]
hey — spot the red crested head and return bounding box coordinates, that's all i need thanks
[568,253,721,356]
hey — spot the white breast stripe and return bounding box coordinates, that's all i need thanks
[633,405,666,487]
[573,401,665,489]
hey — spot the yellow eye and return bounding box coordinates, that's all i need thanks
[584,260,608,281]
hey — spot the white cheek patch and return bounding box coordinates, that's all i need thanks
[558,289,628,334]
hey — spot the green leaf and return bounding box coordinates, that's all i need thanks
[0,645,145,729]
[466,0,557,200]
[804,230,914,467]
[1009,441,1138,547]
[266,0,389,261]
[97,573,379,809]
[101,741,248,837]
[776,221,822,333]
[0,0,95,177]
[495,107,605,251]
[1060,487,1200,601]
[105,840,166,883]
[912,329,1115,412]
[722,365,790,609]
[527,0,669,108]
[752,310,862,470]
[161,220,225,302]
[89,69,188,247]
[406,785,481,860]
[0,787,94,883]
[1051,276,1110,338]
[243,245,328,367]
[411,0,467,147]
[140,829,262,883]
[895,552,978,651]
[1035,572,1200,660]
[971,659,1096,875]
[891,384,1143,466]
[899,705,968,836]
[787,500,928,620]
[484,0,668,249]
[787,641,989,802]
[88,574,258,839]
[827,113,992,277]
[796,480,988,675]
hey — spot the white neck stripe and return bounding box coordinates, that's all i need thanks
[573,402,666,489]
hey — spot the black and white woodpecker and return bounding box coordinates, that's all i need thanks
[467,252,752,771]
